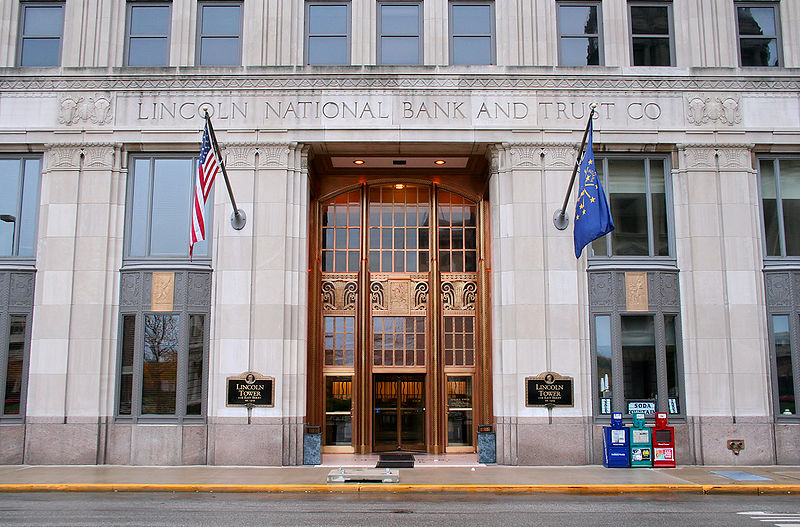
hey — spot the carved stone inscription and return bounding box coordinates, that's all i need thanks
[625,272,649,312]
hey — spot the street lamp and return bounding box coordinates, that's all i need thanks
[0,214,16,254]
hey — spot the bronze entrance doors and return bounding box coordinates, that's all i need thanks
[373,374,425,451]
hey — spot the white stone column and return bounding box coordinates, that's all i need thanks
[26,143,123,464]
[675,144,772,464]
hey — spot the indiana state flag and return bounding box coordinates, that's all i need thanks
[573,122,614,258]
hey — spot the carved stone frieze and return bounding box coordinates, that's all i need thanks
[589,270,679,313]
[223,146,258,168]
[370,274,428,315]
[57,94,113,126]
[716,147,753,170]
[685,96,741,126]
[440,273,477,312]
[509,146,543,168]
[543,146,577,169]
[45,146,83,169]
[680,147,717,170]
[321,273,358,314]
[259,145,289,168]
[81,146,115,169]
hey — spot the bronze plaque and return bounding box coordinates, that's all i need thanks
[226,372,275,407]
[151,272,175,312]
[625,272,649,312]
[525,372,574,407]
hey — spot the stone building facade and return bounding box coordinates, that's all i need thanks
[0,0,798,465]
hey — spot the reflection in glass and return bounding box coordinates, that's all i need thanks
[621,316,657,414]
[738,5,779,66]
[325,376,352,445]
[774,315,795,415]
[780,161,800,255]
[558,5,599,66]
[368,186,430,272]
[308,4,349,65]
[447,376,473,446]
[595,315,612,414]
[3,316,26,415]
[141,314,179,414]
[665,315,680,414]
[380,4,420,65]
[151,159,193,255]
[186,314,204,415]
[630,6,671,66]
[451,4,493,65]
[20,5,64,66]
[128,5,170,66]
[324,316,355,366]
[761,159,780,256]
[608,159,648,256]
[199,5,241,65]
[118,315,136,415]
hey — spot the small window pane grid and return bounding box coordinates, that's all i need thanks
[116,271,211,422]
[368,185,431,273]
[589,271,683,418]
[373,316,425,367]
[306,2,350,65]
[322,190,361,272]
[736,3,780,67]
[0,156,41,259]
[378,2,422,65]
[450,2,495,65]
[590,157,671,259]
[324,316,355,366]
[325,375,353,445]
[447,376,473,446]
[197,2,242,66]
[0,315,30,419]
[629,3,672,66]
[126,156,211,261]
[126,2,171,66]
[438,190,477,272]
[557,2,601,66]
[18,2,64,66]
[759,158,800,258]
[444,316,475,367]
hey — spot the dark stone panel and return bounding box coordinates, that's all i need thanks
[105,423,132,465]
[0,424,25,464]
[182,425,208,465]
[24,423,99,464]
[775,423,800,465]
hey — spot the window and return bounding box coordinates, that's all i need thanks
[306,2,350,65]
[736,2,781,67]
[450,1,495,65]
[590,271,683,417]
[368,185,430,272]
[125,156,212,260]
[760,157,800,258]
[325,375,352,445]
[378,1,422,65]
[558,2,601,66]
[18,2,64,66]
[0,156,41,259]
[590,157,671,258]
[117,271,211,421]
[126,2,171,66]
[628,2,673,66]
[322,190,360,272]
[447,376,473,446]
[197,1,242,66]
[0,305,32,421]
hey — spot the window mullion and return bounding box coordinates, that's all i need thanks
[654,313,669,413]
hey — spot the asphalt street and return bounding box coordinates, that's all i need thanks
[0,492,798,526]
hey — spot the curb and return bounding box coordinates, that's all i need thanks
[0,483,797,494]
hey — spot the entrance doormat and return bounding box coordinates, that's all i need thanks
[377,453,415,468]
[710,470,772,481]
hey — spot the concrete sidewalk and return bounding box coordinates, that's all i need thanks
[1,460,799,494]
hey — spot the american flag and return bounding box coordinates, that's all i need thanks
[190,122,218,257]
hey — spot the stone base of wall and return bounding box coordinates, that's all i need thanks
[0,424,25,464]
[496,416,797,466]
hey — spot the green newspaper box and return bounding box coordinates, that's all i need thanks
[629,413,652,467]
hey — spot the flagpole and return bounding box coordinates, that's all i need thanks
[553,102,597,230]
[203,109,246,230]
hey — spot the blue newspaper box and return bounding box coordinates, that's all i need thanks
[603,412,630,467]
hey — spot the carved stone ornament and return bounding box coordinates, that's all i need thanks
[765,272,791,308]
[588,272,615,308]
[509,146,543,168]
[543,145,578,169]
[120,272,143,308]
[8,272,35,308]
[81,146,115,169]
[625,272,649,312]
[321,273,358,314]
[370,274,428,315]
[151,271,175,312]
[58,94,113,126]
[223,146,258,168]
[46,146,83,169]
[657,272,680,308]
[259,145,289,168]
[441,273,477,312]
[681,147,717,170]
[685,96,741,126]
[716,147,753,170]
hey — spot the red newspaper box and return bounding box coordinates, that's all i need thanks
[652,412,675,467]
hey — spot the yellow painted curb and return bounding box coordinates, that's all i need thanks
[0,483,795,494]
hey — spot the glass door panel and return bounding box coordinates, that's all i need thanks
[374,374,425,451]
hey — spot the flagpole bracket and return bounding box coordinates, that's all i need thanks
[231,208,246,230]
[553,209,569,230]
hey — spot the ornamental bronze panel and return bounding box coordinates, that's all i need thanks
[321,273,358,314]
[625,272,648,312]
[440,273,478,313]
[370,273,428,315]
[151,272,175,312]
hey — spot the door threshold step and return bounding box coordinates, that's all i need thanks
[376,452,415,468]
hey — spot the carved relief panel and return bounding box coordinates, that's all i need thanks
[440,273,477,314]
[370,273,429,315]
[321,273,359,314]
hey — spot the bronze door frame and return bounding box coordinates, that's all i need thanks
[373,374,426,452]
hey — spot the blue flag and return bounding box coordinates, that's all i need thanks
[573,122,614,258]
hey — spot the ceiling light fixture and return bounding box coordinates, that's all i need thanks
[434,159,446,165]
[394,184,405,190]
[353,159,365,165]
